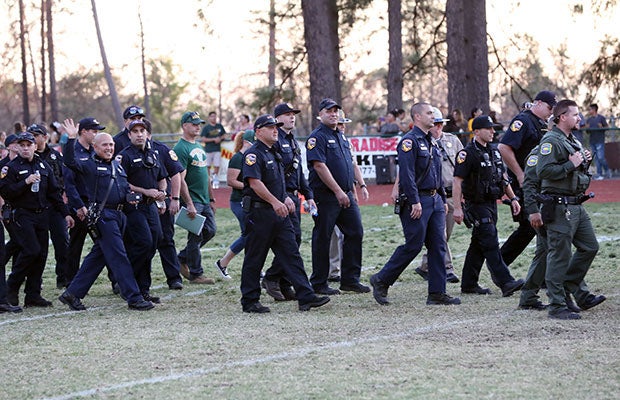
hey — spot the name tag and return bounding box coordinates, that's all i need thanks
[79,157,89,161]
[267,160,273,165]
[327,139,336,144]
[282,144,290,148]
[420,145,428,151]
[97,167,107,171]
[133,158,142,163]
[18,170,28,175]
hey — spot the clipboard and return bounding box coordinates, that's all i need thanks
[174,206,206,235]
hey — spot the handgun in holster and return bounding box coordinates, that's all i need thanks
[534,193,555,224]
[461,202,475,229]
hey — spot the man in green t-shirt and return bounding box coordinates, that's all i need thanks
[174,111,218,284]
[200,111,227,189]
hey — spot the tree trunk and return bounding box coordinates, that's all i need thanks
[138,8,151,120]
[268,0,276,88]
[47,0,58,122]
[301,0,341,125]
[19,0,30,124]
[446,0,489,117]
[387,0,403,113]
[40,0,47,122]
[91,0,123,129]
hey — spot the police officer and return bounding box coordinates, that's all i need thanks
[240,114,330,313]
[143,119,184,290]
[0,132,74,307]
[28,123,69,289]
[58,131,153,311]
[63,117,105,286]
[306,98,369,295]
[118,120,167,304]
[452,115,524,297]
[369,103,460,306]
[536,100,606,320]
[261,102,316,301]
[113,105,146,156]
[498,91,556,266]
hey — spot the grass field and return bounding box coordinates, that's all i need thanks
[1,203,618,400]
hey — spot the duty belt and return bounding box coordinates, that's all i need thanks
[418,189,437,196]
[19,207,47,214]
[552,195,581,205]
[104,204,124,211]
[286,189,299,196]
[252,201,272,209]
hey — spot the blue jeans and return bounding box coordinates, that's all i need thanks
[178,202,217,277]
[591,142,609,176]
[229,199,246,254]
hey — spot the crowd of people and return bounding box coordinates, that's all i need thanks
[0,94,610,318]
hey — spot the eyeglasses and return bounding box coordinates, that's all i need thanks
[433,122,444,127]
[256,118,277,130]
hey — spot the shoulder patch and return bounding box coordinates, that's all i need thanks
[0,166,7,179]
[401,139,413,152]
[456,150,467,164]
[510,120,523,132]
[244,153,257,166]
[540,143,552,155]
[526,155,538,166]
[306,137,316,150]
[169,150,178,161]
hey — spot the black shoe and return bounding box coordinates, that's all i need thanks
[327,276,341,282]
[0,303,23,313]
[427,293,461,305]
[501,279,524,297]
[340,282,370,293]
[168,281,184,290]
[7,289,18,306]
[370,274,390,305]
[243,302,270,313]
[56,280,67,290]
[299,296,330,311]
[128,300,154,311]
[446,272,460,283]
[58,291,86,311]
[414,267,429,281]
[578,294,606,311]
[280,285,297,301]
[548,308,581,320]
[112,282,120,295]
[24,296,53,308]
[565,294,581,313]
[461,285,492,295]
[142,293,161,304]
[314,286,341,295]
[261,279,286,301]
[518,301,547,310]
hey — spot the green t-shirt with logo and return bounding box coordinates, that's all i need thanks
[201,123,226,153]
[228,151,244,202]
[173,138,211,204]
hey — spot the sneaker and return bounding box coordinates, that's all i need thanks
[214,260,232,280]
[370,274,390,305]
[179,262,191,280]
[212,177,220,189]
[426,293,461,305]
[594,175,604,181]
[414,267,429,281]
[59,291,86,311]
[243,302,270,313]
[189,275,215,284]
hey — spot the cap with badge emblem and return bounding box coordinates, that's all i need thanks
[472,115,494,130]
[79,117,106,131]
[274,103,301,118]
[180,111,206,125]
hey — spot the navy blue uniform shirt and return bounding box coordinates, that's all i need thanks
[242,140,286,204]
[63,138,94,211]
[151,140,184,194]
[113,128,131,157]
[36,144,64,191]
[274,127,313,199]
[398,126,444,204]
[118,144,167,189]
[305,123,354,197]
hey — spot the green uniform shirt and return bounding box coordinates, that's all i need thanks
[173,138,211,204]
[201,123,226,153]
[522,145,541,216]
[228,151,244,202]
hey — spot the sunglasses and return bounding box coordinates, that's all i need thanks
[28,124,47,135]
[256,118,278,130]
[127,107,145,116]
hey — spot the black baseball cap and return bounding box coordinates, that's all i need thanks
[123,105,146,119]
[254,114,283,130]
[27,123,48,136]
[79,117,106,131]
[274,103,301,118]
[534,91,557,108]
[472,115,494,130]
[318,98,341,111]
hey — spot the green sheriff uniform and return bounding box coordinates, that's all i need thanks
[535,127,598,315]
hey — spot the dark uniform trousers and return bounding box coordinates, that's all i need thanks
[6,209,50,298]
[461,202,515,289]
[157,198,182,285]
[310,192,363,290]
[66,209,89,284]
[500,190,536,266]
[264,192,301,282]
[241,207,315,308]
[67,209,143,304]
[49,209,69,285]
[0,223,7,303]
[124,203,162,294]
[376,194,447,294]
[545,204,598,308]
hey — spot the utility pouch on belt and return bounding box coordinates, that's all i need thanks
[535,194,555,224]
[461,202,474,229]
[242,196,251,212]
[394,194,407,215]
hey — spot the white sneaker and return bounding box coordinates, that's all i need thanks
[594,175,604,181]
[214,260,232,280]
[212,177,220,189]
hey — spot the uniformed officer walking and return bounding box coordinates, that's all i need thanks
[240,114,330,313]
[261,102,316,301]
[536,100,606,319]
[113,105,146,156]
[306,98,369,295]
[58,129,153,311]
[498,91,556,266]
[118,120,167,304]
[452,116,525,297]
[370,103,461,306]
[0,132,74,307]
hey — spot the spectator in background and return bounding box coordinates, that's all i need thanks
[585,103,611,180]
[445,109,468,145]
[13,122,26,134]
[380,110,401,137]
[0,131,6,145]
[232,114,253,140]
[395,108,410,132]
[200,111,227,189]
[572,112,586,144]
